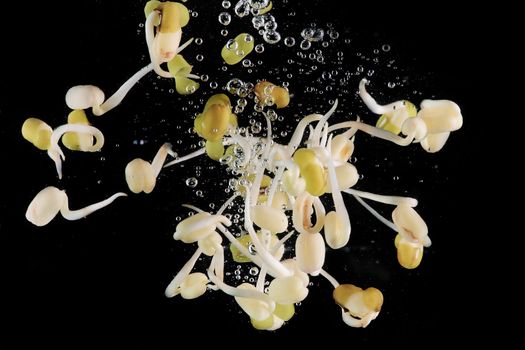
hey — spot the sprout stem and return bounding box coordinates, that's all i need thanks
[328,120,415,146]
[151,143,173,177]
[351,194,397,232]
[343,188,418,207]
[287,113,323,155]
[207,266,275,308]
[48,124,105,179]
[319,269,340,288]
[359,78,405,114]
[311,99,338,148]
[60,192,127,221]
[94,64,154,116]
[164,148,205,168]
[165,247,203,297]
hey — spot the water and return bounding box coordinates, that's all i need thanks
[8,0,469,341]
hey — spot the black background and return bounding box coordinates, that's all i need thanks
[0,0,491,347]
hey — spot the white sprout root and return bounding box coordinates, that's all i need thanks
[48,124,105,179]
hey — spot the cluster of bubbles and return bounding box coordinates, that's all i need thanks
[218,0,283,45]
[133,2,412,198]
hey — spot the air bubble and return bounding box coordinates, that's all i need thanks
[226,39,238,51]
[252,16,265,29]
[301,26,324,42]
[185,177,198,188]
[218,12,232,25]
[227,78,244,94]
[284,37,295,47]
[300,39,311,50]
[264,21,277,31]
[249,0,269,9]
[263,30,281,44]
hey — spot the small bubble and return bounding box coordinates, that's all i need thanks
[221,29,229,36]
[238,86,250,97]
[328,30,339,39]
[300,39,311,50]
[388,81,396,88]
[264,21,277,31]
[263,30,281,44]
[249,267,259,276]
[186,177,198,188]
[196,54,204,62]
[234,0,250,17]
[226,39,238,51]
[382,44,391,52]
[255,43,265,53]
[301,26,324,42]
[222,0,231,9]
[252,15,265,29]
[237,98,248,107]
[284,36,295,47]
[226,78,244,94]
[195,38,203,45]
[210,82,219,89]
[249,0,270,9]
[200,74,209,82]
[186,85,196,93]
[191,11,198,17]
[218,12,231,25]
